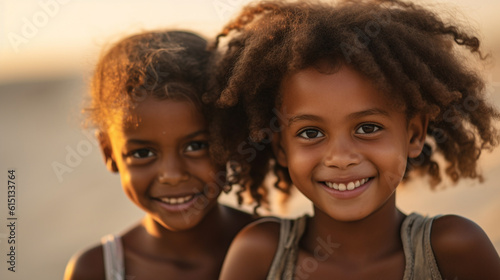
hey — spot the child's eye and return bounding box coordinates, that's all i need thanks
[355,124,381,134]
[298,129,324,139]
[185,141,208,152]
[131,148,155,158]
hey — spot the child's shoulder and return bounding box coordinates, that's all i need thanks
[431,214,500,279]
[63,226,139,280]
[64,243,105,280]
[228,216,282,255]
[219,216,283,279]
[237,215,282,243]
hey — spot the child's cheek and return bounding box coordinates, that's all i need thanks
[287,145,319,183]
[371,141,408,190]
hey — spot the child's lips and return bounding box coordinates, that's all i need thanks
[153,193,203,212]
[152,192,202,206]
[322,177,372,191]
[158,194,195,205]
[319,177,374,199]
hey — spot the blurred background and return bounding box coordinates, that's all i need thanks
[0,0,499,279]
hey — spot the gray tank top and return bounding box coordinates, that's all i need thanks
[267,213,443,280]
[101,234,125,280]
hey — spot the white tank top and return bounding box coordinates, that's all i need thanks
[101,234,125,280]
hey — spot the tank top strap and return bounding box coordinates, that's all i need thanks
[267,215,308,280]
[401,212,443,280]
[101,234,125,280]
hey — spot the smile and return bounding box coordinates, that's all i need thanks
[324,177,371,191]
[159,194,195,205]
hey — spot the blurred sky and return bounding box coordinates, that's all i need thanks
[0,0,499,82]
[0,0,253,82]
[0,0,499,279]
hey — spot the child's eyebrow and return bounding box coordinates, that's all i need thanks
[287,108,390,127]
[347,108,390,120]
[126,139,156,145]
[125,130,209,145]
[184,130,209,139]
[287,114,323,127]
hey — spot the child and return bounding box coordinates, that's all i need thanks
[206,0,500,279]
[64,30,254,280]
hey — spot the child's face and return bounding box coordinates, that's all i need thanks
[274,65,425,222]
[101,97,222,231]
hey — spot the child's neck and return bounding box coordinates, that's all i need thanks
[134,203,230,257]
[303,194,405,263]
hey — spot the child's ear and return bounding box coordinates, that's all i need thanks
[96,131,118,173]
[272,132,288,167]
[407,114,429,158]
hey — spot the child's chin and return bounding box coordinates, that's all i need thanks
[156,216,204,232]
[154,204,217,231]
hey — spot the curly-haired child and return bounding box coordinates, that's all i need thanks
[63,30,254,280]
[206,0,500,279]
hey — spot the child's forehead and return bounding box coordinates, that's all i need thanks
[133,95,198,112]
[109,97,206,132]
[279,64,408,115]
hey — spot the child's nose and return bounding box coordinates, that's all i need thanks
[323,136,361,169]
[157,154,190,185]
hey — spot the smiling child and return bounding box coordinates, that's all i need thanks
[207,0,500,279]
[64,30,253,280]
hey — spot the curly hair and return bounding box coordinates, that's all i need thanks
[206,0,500,211]
[86,30,211,131]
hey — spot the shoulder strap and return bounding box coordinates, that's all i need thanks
[101,234,125,280]
[267,216,308,280]
[267,218,292,279]
[401,213,443,280]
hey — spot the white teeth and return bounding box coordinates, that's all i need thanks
[324,178,370,192]
[161,194,194,205]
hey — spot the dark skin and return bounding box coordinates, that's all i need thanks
[64,98,254,279]
[65,204,252,280]
[296,196,406,279]
[219,66,500,279]
[221,198,500,279]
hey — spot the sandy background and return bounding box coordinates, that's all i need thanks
[0,0,499,279]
